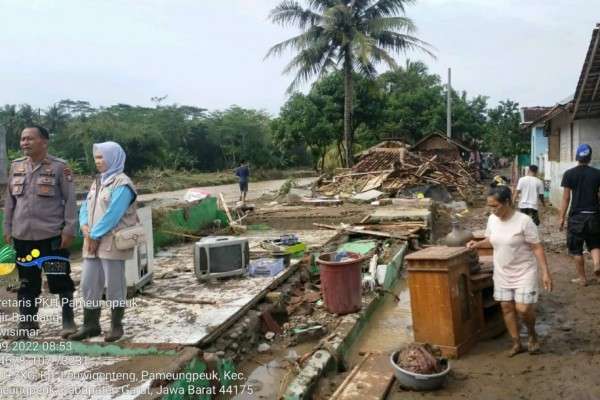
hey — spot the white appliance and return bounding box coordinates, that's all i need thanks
[125,206,154,296]
[193,236,249,280]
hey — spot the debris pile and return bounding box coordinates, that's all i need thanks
[397,343,444,375]
[318,145,479,200]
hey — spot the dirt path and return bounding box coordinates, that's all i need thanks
[386,206,600,400]
[137,177,317,206]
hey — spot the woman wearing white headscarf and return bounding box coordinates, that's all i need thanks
[69,142,138,342]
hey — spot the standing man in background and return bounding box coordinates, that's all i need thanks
[513,165,545,225]
[559,144,600,287]
[235,160,250,203]
[3,125,77,339]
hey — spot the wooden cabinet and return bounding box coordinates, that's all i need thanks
[406,246,504,358]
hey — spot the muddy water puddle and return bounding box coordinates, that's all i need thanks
[348,278,413,365]
[227,341,317,400]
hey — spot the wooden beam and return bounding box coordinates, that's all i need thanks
[573,28,600,120]
[335,169,393,178]
[219,192,235,225]
[313,223,411,240]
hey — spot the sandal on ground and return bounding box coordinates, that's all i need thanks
[570,278,588,287]
[507,344,525,357]
[528,339,541,355]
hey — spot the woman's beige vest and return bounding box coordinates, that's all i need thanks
[83,173,138,260]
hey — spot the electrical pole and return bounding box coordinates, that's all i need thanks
[447,68,452,138]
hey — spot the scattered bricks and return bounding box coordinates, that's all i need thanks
[261,310,283,334]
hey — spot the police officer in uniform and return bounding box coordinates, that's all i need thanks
[3,125,78,339]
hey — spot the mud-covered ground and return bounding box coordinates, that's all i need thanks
[386,205,600,400]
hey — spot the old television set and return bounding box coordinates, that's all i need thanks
[194,236,249,280]
[124,206,154,296]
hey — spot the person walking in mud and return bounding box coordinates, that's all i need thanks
[468,186,553,356]
[559,144,600,287]
[513,165,545,226]
[235,160,250,203]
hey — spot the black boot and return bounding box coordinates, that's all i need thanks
[104,307,125,342]
[68,308,101,341]
[15,302,39,340]
[59,293,77,339]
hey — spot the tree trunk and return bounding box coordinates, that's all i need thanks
[337,139,345,167]
[343,54,353,168]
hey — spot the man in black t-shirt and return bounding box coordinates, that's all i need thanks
[560,143,600,286]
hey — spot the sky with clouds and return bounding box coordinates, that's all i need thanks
[1,0,599,115]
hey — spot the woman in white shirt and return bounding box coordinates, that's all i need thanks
[468,186,553,356]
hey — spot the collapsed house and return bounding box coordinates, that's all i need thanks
[318,136,480,201]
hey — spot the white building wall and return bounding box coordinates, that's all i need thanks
[548,117,600,207]
[577,119,600,160]
[549,160,577,207]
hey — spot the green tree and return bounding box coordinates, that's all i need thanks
[266,0,432,167]
[0,105,20,149]
[44,103,70,134]
[208,106,275,168]
[273,93,334,170]
[485,99,525,157]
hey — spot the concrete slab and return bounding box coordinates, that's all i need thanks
[352,190,384,202]
[0,245,294,345]
[369,208,432,226]
[1,229,336,346]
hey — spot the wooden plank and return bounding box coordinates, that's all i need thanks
[331,353,395,400]
[219,192,235,225]
[335,169,394,178]
[329,353,371,399]
[312,223,410,240]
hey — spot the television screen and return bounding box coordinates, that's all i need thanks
[209,245,244,273]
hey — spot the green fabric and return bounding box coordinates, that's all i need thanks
[153,197,228,249]
[217,358,237,393]
[337,240,378,255]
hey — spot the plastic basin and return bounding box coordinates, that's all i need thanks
[390,351,450,391]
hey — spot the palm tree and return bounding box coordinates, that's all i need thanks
[44,103,69,134]
[266,0,433,167]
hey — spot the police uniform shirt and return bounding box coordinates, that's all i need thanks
[3,155,77,241]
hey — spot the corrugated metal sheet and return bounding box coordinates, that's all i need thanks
[574,24,600,119]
